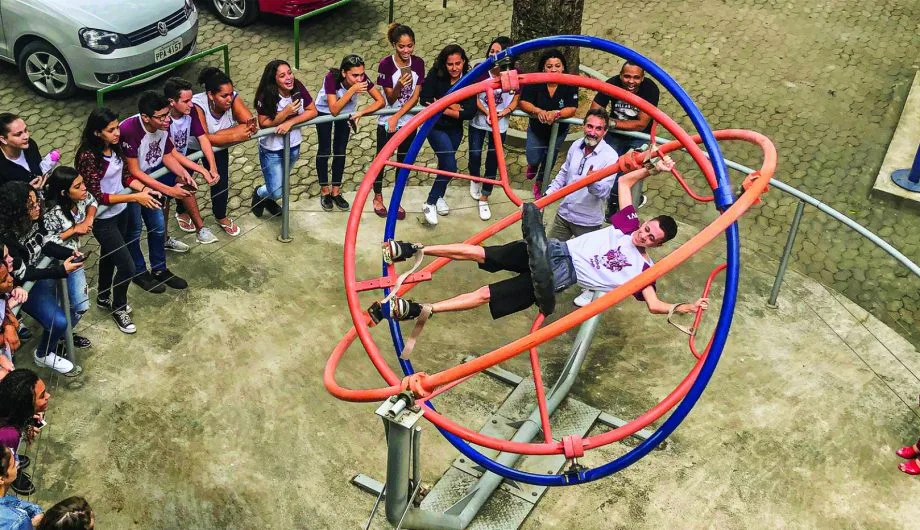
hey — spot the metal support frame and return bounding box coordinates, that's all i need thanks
[278,133,293,242]
[767,199,806,308]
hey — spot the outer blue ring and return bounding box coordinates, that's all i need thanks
[377,35,738,486]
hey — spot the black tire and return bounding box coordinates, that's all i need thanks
[18,41,76,100]
[211,0,259,26]
[521,203,556,316]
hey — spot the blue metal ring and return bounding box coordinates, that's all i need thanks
[379,35,738,486]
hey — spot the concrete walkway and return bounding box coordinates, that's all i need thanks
[22,187,920,528]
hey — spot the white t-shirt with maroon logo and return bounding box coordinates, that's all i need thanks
[315,71,375,115]
[119,114,174,173]
[375,55,425,129]
[168,113,206,156]
[564,205,653,296]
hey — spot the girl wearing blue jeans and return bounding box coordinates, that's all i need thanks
[0,182,84,376]
[420,44,476,226]
[468,37,520,221]
[253,60,317,217]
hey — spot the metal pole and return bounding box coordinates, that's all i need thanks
[541,122,560,193]
[58,278,76,368]
[891,143,920,192]
[222,44,231,78]
[767,200,806,308]
[278,133,293,243]
[389,0,395,23]
[293,20,301,70]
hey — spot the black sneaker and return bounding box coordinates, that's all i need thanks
[320,194,334,211]
[113,309,136,334]
[331,194,350,211]
[391,298,424,321]
[58,335,91,349]
[11,471,35,495]
[132,271,166,294]
[250,188,265,218]
[17,325,32,341]
[151,269,188,290]
[264,199,282,217]
[96,297,132,314]
[382,240,422,264]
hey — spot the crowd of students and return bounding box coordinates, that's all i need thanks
[0,21,666,523]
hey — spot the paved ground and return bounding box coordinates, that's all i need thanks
[20,188,920,528]
[1,0,916,346]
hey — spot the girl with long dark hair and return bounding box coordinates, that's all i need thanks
[468,36,520,221]
[518,49,579,199]
[76,108,161,334]
[314,54,386,211]
[420,43,475,226]
[373,23,426,219]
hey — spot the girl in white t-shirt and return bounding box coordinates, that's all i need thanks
[251,60,317,217]
[468,37,520,221]
[314,54,385,212]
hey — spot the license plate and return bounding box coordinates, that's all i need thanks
[154,38,183,63]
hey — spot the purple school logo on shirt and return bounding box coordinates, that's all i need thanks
[589,246,631,272]
[145,140,163,167]
[172,130,187,153]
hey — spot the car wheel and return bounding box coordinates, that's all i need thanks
[212,0,259,26]
[18,41,76,100]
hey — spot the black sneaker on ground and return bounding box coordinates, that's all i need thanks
[382,240,422,264]
[331,194,350,211]
[132,271,167,294]
[251,187,266,218]
[151,269,188,290]
[263,198,282,217]
[18,325,32,341]
[96,297,133,314]
[112,309,136,334]
[58,335,91,349]
[11,471,35,495]
[320,194,334,211]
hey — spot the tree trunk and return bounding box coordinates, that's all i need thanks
[510,0,585,74]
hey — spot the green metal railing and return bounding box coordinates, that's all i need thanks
[96,44,231,107]
[293,0,355,70]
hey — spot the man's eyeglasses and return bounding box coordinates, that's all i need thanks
[148,112,171,122]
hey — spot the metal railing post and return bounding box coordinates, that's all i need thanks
[58,278,76,367]
[222,45,231,78]
[278,132,293,243]
[389,0,395,23]
[293,19,302,70]
[767,199,806,308]
[540,122,560,193]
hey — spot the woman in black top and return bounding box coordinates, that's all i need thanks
[518,49,579,199]
[420,44,476,226]
[0,114,55,189]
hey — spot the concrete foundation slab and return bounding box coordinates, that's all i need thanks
[873,69,920,204]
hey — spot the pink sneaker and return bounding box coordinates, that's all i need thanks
[532,182,543,200]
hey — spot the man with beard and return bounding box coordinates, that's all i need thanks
[591,61,660,214]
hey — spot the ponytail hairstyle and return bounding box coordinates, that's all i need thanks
[198,67,233,95]
[386,23,415,45]
[44,166,81,223]
[253,59,293,121]
[35,496,95,530]
[332,54,366,86]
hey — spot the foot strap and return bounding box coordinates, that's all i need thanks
[667,302,696,336]
[399,305,433,360]
[380,248,425,307]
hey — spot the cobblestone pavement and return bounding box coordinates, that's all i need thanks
[1,0,917,344]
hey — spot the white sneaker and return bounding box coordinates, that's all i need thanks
[470,181,482,200]
[422,203,439,225]
[196,227,219,244]
[164,237,190,253]
[573,289,596,307]
[435,197,449,216]
[34,350,75,374]
[478,200,491,221]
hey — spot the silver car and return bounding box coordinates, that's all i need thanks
[0,0,199,99]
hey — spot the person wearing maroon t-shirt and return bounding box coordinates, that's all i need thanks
[373,23,425,220]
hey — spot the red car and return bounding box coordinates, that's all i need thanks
[208,0,350,26]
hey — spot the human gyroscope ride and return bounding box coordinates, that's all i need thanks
[324,35,776,527]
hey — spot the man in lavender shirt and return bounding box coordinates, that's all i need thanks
[378,155,708,322]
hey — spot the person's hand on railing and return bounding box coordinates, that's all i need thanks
[205,168,220,186]
[276,121,293,135]
[386,115,399,134]
[245,116,259,137]
[63,254,85,273]
[7,287,27,308]
[133,188,162,209]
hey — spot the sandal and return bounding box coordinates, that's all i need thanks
[373,197,387,218]
[217,218,241,237]
[899,459,920,475]
[898,443,920,459]
[175,213,196,233]
[397,206,406,220]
